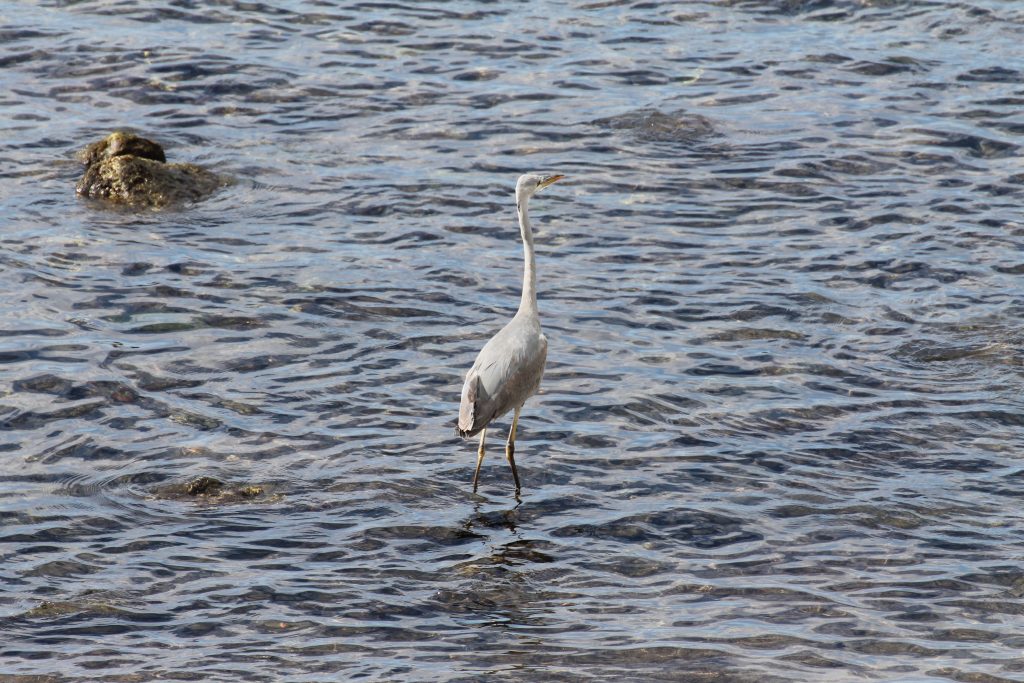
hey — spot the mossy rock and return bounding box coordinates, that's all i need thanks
[77,130,166,166]
[152,476,275,505]
[76,131,230,208]
[185,476,224,496]
[76,154,225,208]
[24,599,125,619]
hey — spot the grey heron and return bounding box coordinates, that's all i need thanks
[457,173,565,494]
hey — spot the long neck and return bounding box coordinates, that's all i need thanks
[516,193,538,316]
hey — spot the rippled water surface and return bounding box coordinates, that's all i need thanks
[3,1,1024,680]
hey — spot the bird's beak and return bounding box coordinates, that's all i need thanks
[538,174,565,190]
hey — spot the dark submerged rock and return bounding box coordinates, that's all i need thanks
[75,131,228,208]
[592,108,716,143]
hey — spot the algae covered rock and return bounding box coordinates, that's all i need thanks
[152,476,275,505]
[185,476,225,496]
[77,155,224,207]
[24,599,126,619]
[75,131,229,208]
[77,130,166,167]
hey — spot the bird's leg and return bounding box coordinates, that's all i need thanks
[505,406,523,493]
[472,428,486,492]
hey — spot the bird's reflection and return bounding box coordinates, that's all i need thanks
[463,497,522,536]
[438,499,563,632]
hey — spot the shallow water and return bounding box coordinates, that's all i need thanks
[2,1,1024,680]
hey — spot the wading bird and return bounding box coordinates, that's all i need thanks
[457,173,565,495]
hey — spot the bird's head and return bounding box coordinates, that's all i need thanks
[516,173,565,199]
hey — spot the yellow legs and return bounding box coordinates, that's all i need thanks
[470,406,523,495]
[472,428,487,493]
[506,406,522,493]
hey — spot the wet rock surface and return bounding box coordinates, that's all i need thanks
[23,599,125,619]
[75,131,227,208]
[152,476,272,504]
[77,130,167,167]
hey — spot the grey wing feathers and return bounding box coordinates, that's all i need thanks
[457,323,547,438]
[488,334,546,419]
[457,372,479,437]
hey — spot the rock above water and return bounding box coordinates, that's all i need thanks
[151,476,275,505]
[75,131,228,208]
[185,476,225,496]
[78,130,166,167]
[77,155,223,207]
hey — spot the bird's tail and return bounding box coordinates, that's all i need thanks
[455,424,480,438]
